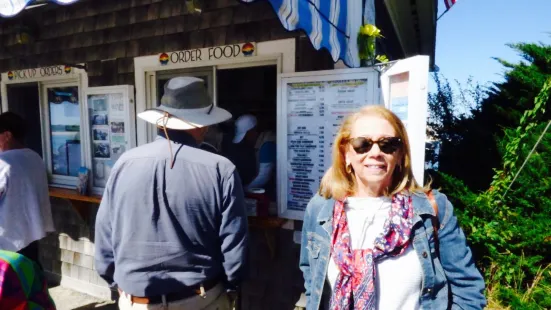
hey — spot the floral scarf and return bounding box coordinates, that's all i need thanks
[330,193,414,310]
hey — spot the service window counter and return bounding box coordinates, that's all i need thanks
[1,66,136,198]
[133,40,430,224]
[1,66,89,189]
[0,66,136,298]
[134,39,297,231]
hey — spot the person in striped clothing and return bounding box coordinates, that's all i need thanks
[0,250,56,309]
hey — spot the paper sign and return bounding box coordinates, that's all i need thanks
[286,79,370,212]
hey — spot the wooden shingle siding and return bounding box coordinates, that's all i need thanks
[162,16,186,35]
[158,1,182,19]
[0,0,333,86]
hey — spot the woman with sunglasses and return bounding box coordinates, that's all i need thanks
[299,106,486,310]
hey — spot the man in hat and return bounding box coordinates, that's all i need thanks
[95,77,248,310]
[0,112,54,267]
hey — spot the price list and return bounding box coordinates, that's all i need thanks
[286,79,370,212]
[287,122,322,211]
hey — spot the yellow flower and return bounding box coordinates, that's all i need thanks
[359,24,381,37]
[376,55,389,63]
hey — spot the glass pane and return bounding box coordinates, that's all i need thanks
[48,86,81,177]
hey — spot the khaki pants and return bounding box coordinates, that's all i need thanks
[118,284,232,310]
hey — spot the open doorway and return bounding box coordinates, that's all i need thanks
[216,65,278,200]
[7,83,43,157]
[217,65,277,126]
[216,65,277,143]
[145,64,279,201]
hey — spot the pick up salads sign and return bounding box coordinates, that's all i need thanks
[7,65,73,81]
[160,42,256,65]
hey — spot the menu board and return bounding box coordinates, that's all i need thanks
[286,79,371,212]
[279,57,430,220]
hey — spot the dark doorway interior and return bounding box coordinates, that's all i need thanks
[216,65,278,200]
[7,83,43,157]
[217,65,277,133]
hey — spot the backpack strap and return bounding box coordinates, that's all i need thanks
[426,190,440,257]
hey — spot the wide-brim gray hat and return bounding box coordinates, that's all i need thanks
[138,76,231,130]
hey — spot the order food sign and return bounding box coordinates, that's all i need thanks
[159,42,256,66]
[0,0,79,18]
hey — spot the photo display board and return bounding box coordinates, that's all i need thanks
[85,86,136,194]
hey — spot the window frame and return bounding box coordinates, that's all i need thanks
[0,66,90,189]
[40,79,89,188]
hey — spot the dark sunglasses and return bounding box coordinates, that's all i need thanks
[349,136,402,154]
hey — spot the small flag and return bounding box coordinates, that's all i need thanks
[444,0,457,10]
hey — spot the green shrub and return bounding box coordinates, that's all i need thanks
[435,121,551,309]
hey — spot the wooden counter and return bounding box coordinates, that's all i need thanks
[49,187,102,204]
[48,188,287,231]
[248,216,287,229]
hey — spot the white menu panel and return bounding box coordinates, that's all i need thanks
[278,57,430,221]
[285,79,372,212]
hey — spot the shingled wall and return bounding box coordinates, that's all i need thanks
[0,0,333,309]
[0,0,334,83]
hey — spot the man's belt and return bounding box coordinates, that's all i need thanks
[118,277,220,305]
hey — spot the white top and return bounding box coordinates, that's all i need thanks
[0,149,55,251]
[326,196,422,310]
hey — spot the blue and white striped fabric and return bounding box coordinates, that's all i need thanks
[241,0,363,68]
[0,0,79,18]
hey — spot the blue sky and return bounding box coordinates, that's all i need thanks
[433,0,550,90]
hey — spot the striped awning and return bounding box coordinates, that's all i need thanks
[0,0,79,18]
[241,0,363,68]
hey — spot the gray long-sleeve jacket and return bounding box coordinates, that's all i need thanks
[94,131,248,297]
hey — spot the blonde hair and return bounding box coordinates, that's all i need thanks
[319,105,427,200]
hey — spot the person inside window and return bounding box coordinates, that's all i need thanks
[224,114,276,195]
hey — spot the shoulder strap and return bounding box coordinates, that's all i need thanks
[426,190,440,257]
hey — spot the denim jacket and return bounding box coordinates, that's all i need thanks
[299,190,486,310]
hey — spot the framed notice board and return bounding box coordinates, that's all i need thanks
[277,68,379,220]
[84,85,136,195]
[277,56,429,220]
